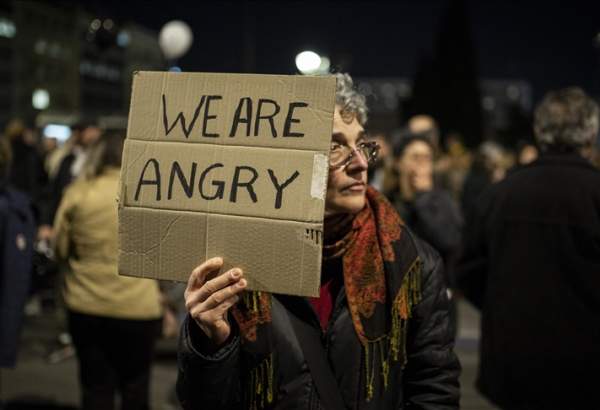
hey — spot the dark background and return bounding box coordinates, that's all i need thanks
[86,0,600,100]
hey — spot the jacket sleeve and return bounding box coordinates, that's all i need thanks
[454,188,491,310]
[176,314,243,409]
[411,190,463,255]
[403,242,461,410]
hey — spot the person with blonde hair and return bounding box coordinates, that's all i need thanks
[54,130,163,410]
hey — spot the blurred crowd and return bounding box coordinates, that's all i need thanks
[366,90,600,409]
[1,82,599,410]
[0,119,183,409]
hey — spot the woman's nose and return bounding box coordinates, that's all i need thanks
[346,147,369,171]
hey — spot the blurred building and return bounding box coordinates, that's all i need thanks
[0,0,165,130]
[355,77,413,132]
[357,76,532,146]
[0,3,17,127]
[479,79,533,142]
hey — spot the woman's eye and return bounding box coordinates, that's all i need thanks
[330,144,341,151]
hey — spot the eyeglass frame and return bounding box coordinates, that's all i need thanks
[329,140,380,170]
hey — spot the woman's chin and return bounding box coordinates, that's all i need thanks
[325,196,366,217]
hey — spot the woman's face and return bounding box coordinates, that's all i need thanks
[325,106,369,217]
[397,140,434,177]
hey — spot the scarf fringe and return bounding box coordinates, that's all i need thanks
[239,292,274,409]
[364,257,422,402]
[243,291,261,313]
[247,352,274,410]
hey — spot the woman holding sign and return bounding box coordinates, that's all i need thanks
[177,73,460,410]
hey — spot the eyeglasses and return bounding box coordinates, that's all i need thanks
[329,141,380,170]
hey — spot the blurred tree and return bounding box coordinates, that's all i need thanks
[406,55,440,124]
[405,0,483,149]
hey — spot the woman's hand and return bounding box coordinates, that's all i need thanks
[184,257,247,346]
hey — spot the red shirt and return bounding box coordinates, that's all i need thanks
[309,258,343,331]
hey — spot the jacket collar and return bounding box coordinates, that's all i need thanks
[529,152,597,171]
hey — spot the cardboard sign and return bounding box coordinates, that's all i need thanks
[118,71,336,297]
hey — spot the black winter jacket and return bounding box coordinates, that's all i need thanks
[177,233,460,410]
[391,189,463,287]
[457,153,600,409]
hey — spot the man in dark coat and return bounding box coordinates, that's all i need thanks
[4,120,47,223]
[457,87,600,410]
[0,135,35,368]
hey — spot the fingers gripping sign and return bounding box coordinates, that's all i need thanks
[184,257,247,346]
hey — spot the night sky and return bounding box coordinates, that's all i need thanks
[87,0,600,102]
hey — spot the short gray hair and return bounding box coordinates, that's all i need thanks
[534,87,599,150]
[335,73,368,126]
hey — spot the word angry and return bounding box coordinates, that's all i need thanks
[134,159,301,210]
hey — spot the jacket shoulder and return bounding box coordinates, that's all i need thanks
[402,228,444,279]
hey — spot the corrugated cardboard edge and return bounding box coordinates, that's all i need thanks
[118,206,322,297]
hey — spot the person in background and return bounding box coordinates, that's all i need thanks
[460,140,508,220]
[407,114,441,154]
[515,140,539,166]
[590,143,600,169]
[41,135,59,178]
[389,132,463,336]
[3,119,47,224]
[36,121,102,364]
[434,133,472,201]
[40,120,102,236]
[0,134,35,370]
[366,131,395,196]
[405,115,470,199]
[456,87,600,410]
[54,130,163,410]
[176,73,460,410]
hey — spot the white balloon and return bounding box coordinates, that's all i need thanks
[159,20,193,60]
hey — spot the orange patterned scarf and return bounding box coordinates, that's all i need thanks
[232,187,422,406]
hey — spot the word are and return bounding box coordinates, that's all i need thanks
[162,94,308,139]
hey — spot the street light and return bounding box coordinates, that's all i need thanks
[295,51,322,74]
[32,89,50,110]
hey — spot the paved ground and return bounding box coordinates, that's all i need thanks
[0,299,498,409]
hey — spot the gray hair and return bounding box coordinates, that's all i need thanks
[534,87,599,150]
[335,73,368,126]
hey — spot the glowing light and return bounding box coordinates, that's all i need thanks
[43,124,71,143]
[32,89,50,110]
[117,31,130,47]
[482,96,495,111]
[0,18,16,38]
[103,19,114,31]
[295,51,322,74]
[90,19,101,31]
[507,85,520,100]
